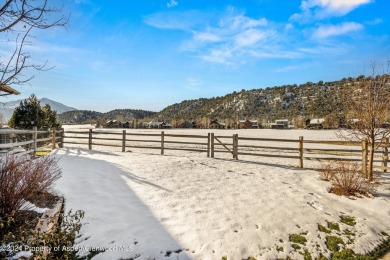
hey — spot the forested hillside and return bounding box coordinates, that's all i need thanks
[58,109,156,124]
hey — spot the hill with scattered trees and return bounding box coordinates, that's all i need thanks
[154,77,357,126]
[58,109,156,124]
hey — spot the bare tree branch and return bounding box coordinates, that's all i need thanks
[0,0,68,91]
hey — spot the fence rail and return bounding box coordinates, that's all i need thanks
[0,127,64,158]
[63,129,390,173]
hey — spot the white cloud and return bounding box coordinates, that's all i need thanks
[248,49,302,59]
[189,9,276,64]
[193,31,222,43]
[185,77,203,91]
[200,48,234,65]
[143,11,207,31]
[318,0,372,16]
[275,65,300,73]
[365,18,383,25]
[145,8,278,65]
[234,29,274,47]
[312,22,364,38]
[146,7,352,65]
[167,0,178,8]
[291,0,373,21]
[284,23,294,30]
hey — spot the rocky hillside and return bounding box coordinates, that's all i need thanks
[155,78,348,122]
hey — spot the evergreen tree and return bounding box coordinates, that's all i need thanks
[9,94,61,129]
[42,104,61,129]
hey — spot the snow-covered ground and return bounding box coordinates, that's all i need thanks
[54,125,390,259]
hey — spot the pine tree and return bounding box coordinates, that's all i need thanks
[9,94,60,129]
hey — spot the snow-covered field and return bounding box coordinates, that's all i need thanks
[54,125,390,259]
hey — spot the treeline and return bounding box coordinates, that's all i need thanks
[58,109,156,124]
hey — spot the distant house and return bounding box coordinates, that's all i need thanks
[347,119,362,129]
[162,122,171,129]
[178,121,194,128]
[238,120,258,129]
[270,119,289,129]
[307,118,325,129]
[209,120,225,129]
[146,121,171,129]
[122,121,132,128]
[106,120,122,128]
[147,121,163,129]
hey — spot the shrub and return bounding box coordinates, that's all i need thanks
[319,161,377,196]
[1,210,84,259]
[0,155,62,217]
[319,163,335,181]
[33,210,85,259]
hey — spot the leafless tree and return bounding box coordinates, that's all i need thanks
[339,60,390,181]
[0,0,67,87]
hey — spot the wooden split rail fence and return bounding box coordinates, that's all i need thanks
[0,127,64,158]
[64,129,390,172]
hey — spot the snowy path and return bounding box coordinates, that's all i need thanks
[53,144,390,260]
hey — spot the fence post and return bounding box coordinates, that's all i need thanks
[32,126,37,159]
[211,133,214,158]
[232,134,235,159]
[161,131,164,155]
[207,133,210,157]
[233,134,238,160]
[362,139,368,178]
[382,138,388,172]
[51,128,56,150]
[60,128,64,148]
[88,129,92,150]
[122,130,126,152]
[299,136,303,168]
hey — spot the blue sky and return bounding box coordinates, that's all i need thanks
[3,0,390,112]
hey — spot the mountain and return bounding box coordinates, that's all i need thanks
[58,109,156,124]
[0,98,77,122]
[39,98,77,114]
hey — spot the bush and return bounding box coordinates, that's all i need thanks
[319,161,377,196]
[0,155,62,217]
[1,210,84,259]
[319,163,334,181]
